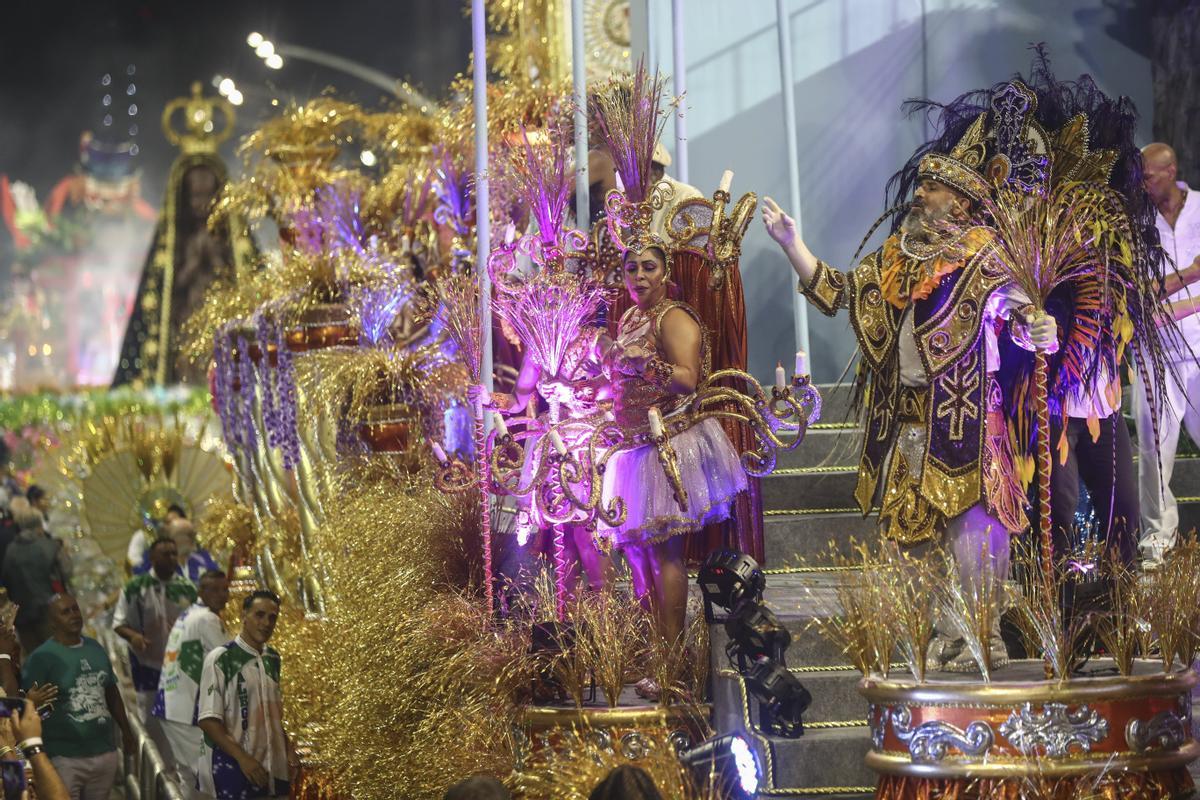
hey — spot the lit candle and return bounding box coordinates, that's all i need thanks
[795,350,808,378]
[492,411,509,438]
[549,430,567,455]
[614,169,625,193]
[718,169,733,195]
[431,442,448,464]
[775,362,786,391]
[648,407,665,439]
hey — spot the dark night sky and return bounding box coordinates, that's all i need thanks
[0,0,472,206]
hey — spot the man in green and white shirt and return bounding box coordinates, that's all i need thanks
[22,593,135,800]
[154,570,230,798]
[113,537,198,717]
[197,591,294,800]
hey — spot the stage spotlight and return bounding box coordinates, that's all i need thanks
[228,90,244,106]
[255,40,275,59]
[265,54,284,70]
[724,599,791,671]
[247,32,264,48]
[218,78,235,96]
[679,733,760,799]
[699,549,765,623]
[746,656,812,739]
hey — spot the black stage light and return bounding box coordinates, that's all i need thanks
[724,599,791,672]
[679,733,760,799]
[746,656,812,739]
[699,549,766,623]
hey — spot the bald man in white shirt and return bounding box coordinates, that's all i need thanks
[1135,142,1200,567]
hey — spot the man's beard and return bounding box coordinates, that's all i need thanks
[900,202,955,242]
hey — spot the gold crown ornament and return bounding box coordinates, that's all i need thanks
[162,82,235,156]
[918,80,1121,204]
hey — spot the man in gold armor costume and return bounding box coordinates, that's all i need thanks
[762,82,1062,670]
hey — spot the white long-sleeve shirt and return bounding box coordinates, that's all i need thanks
[1160,182,1200,361]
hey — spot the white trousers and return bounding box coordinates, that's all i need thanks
[160,718,203,799]
[1135,359,1200,559]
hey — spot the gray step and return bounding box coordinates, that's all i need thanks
[811,383,858,420]
[776,428,863,470]
[761,455,1200,514]
[708,573,867,670]
[762,468,857,512]
[764,512,876,564]
[711,669,875,790]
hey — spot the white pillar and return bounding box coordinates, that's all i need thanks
[570,0,589,226]
[775,0,811,356]
[471,0,494,401]
[670,0,688,184]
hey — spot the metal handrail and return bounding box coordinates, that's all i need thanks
[99,630,186,800]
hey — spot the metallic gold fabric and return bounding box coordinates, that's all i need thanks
[800,258,850,316]
[879,421,944,544]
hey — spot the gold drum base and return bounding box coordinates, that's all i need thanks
[860,659,1198,799]
[515,702,710,765]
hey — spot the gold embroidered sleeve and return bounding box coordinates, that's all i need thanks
[800,259,850,316]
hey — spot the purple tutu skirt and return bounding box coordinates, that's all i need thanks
[599,416,747,549]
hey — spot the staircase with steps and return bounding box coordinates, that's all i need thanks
[705,382,1200,798]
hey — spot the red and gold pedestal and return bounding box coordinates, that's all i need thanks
[861,659,1198,799]
[516,702,710,763]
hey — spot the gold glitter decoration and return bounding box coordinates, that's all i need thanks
[1092,550,1142,677]
[880,544,939,684]
[511,721,717,800]
[644,611,710,708]
[270,474,531,800]
[484,0,565,86]
[1139,533,1200,671]
[575,587,648,708]
[934,545,1002,682]
[215,97,367,223]
[798,540,900,677]
[197,499,256,559]
[1009,540,1091,682]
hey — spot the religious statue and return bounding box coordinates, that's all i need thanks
[113,83,256,387]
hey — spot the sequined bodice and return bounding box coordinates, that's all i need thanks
[607,300,710,426]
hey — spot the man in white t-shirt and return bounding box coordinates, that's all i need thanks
[1135,142,1200,566]
[196,591,295,799]
[153,570,229,799]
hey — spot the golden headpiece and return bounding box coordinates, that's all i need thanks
[162,82,235,156]
[918,79,1120,204]
[918,81,1054,202]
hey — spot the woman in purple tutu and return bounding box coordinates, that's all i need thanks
[601,234,748,689]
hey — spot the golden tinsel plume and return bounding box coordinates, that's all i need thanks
[511,722,718,800]
[197,499,256,559]
[273,473,530,800]
[796,540,898,677]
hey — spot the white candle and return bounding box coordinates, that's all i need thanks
[614,169,625,193]
[431,442,448,464]
[504,222,516,244]
[775,362,786,391]
[795,350,808,377]
[648,407,665,439]
[492,411,509,437]
[549,430,567,455]
[718,169,733,195]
